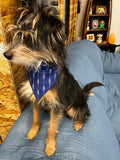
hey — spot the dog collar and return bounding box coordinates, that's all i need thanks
[29,62,58,100]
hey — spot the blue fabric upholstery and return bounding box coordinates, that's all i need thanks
[0,40,120,160]
[101,51,120,74]
[67,40,104,78]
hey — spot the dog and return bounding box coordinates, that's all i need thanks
[4,1,103,156]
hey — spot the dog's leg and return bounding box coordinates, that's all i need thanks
[67,108,83,131]
[45,109,62,156]
[73,121,83,131]
[27,106,40,140]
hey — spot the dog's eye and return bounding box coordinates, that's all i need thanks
[27,35,32,42]
[11,31,22,44]
[23,34,34,47]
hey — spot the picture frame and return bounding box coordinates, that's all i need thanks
[92,19,99,29]
[87,34,95,42]
[96,6,107,14]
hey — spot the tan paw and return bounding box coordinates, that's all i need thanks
[74,121,83,131]
[27,126,39,140]
[45,139,56,156]
[45,144,56,156]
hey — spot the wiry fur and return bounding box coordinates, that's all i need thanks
[4,1,103,156]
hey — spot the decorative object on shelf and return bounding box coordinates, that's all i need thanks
[108,33,115,44]
[87,34,95,41]
[96,34,103,43]
[96,6,107,14]
[115,46,120,53]
[99,20,105,29]
[92,19,99,29]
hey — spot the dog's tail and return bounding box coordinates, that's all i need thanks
[83,82,103,99]
[66,82,103,123]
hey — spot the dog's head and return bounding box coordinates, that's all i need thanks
[4,1,66,67]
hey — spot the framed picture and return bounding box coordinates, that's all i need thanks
[96,6,107,14]
[87,34,95,42]
[92,19,99,29]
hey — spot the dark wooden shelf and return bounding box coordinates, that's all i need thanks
[90,14,109,17]
[82,0,112,46]
[87,29,107,32]
[96,43,118,52]
[96,42,108,46]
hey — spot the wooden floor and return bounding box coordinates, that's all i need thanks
[0,58,20,145]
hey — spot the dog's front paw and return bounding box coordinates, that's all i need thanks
[74,121,83,131]
[45,144,56,156]
[45,139,56,156]
[27,126,39,140]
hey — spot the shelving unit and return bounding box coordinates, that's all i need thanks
[82,0,112,49]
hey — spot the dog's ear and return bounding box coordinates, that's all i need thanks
[28,0,45,12]
[48,16,63,33]
[44,7,64,33]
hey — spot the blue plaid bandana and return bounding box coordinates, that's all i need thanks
[29,62,58,100]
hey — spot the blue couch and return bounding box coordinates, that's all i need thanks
[0,40,120,160]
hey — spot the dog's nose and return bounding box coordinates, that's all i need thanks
[4,51,13,60]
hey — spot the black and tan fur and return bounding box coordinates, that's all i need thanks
[4,1,103,156]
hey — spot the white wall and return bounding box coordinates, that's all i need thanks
[76,0,120,44]
[110,0,120,44]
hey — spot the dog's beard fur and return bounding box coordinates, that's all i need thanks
[4,1,103,156]
[7,43,58,67]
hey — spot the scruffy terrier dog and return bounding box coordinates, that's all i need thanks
[4,1,102,156]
